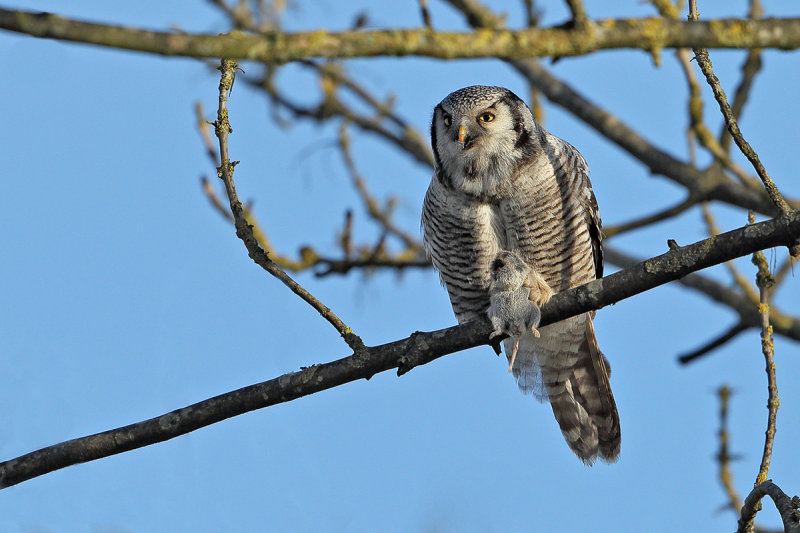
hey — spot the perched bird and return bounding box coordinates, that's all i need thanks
[421,85,620,464]
[487,250,541,373]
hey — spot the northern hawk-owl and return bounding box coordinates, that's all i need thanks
[421,85,620,464]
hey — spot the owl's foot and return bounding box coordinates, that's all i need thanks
[525,271,554,308]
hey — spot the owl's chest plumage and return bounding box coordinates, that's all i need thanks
[422,141,596,322]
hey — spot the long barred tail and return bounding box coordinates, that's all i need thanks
[510,314,620,464]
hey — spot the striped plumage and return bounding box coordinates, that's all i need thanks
[421,86,620,464]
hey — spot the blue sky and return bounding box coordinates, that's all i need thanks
[2,1,799,532]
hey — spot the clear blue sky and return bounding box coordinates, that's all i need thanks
[2,1,799,532]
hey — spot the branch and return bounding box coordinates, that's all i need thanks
[212,58,366,354]
[720,0,764,152]
[4,9,800,62]
[701,204,759,303]
[678,322,749,364]
[716,385,744,513]
[604,195,697,238]
[604,247,800,358]
[1,211,800,489]
[752,246,778,486]
[737,481,800,533]
[688,0,799,258]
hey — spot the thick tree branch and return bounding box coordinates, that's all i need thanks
[4,9,800,62]
[1,211,799,489]
[604,247,800,352]
[737,481,800,533]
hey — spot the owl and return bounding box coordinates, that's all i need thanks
[487,250,541,373]
[421,85,620,464]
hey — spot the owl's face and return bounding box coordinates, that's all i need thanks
[431,86,539,197]
[490,250,530,291]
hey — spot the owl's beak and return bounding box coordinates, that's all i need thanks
[458,125,467,144]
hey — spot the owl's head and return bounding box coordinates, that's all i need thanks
[490,250,530,291]
[431,86,540,197]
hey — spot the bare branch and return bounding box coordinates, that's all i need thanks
[1,210,799,489]
[564,0,587,27]
[678,322,749,364]
[737,481,800,533]
[688,0,798,259]
[752,244,778,486]
[254,69,434,167]
[720,0,764,152]
[418,0,433,29]
[701,203,759,303]
[337,124,423,251]
[605,247,800,359]
[604,195,697,238]
[5,9,800,62]
[676,48,761,188]
[194,102,220,167]
[773,255,797,290]
[212,58,366,353]
[717,385,744,512]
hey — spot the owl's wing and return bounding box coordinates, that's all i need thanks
[508,136,620,464]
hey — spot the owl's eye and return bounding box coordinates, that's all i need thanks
[443,114,452,127]
[479,112,495,123]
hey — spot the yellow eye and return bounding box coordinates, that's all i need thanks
[479,112,495,123]
[443,115,452,127]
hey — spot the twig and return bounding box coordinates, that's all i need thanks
[688,0,799,258]
[677,323,749,364]
[340,210,353,260]
[604,195,697,238]
[202,171,429,276]
[522,0,539,27]
[313,254,429,277]
[257,72,434,167]
[772,255,797,290]
[649,0,679,19]
[194,101,219,166]
[751,241,778,486]
[676,49,761,188]
[717,385,744,512]
[564,0,587,26]
[418,0,432,28]
[701,203,759,302]
[737,481,800,533]
[1,210,800,489]
[720,0,764,152]
[653,0,762,189]
[337,123,422,251]
[212,58,366,353]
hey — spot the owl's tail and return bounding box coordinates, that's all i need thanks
[510,314,620,464]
